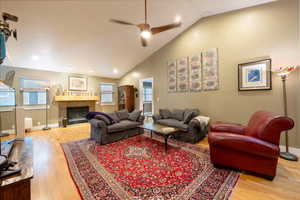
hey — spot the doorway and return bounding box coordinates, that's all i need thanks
[139,78,154,118]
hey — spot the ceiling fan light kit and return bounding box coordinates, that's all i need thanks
[141,30,152,39]
[110,0,181,47]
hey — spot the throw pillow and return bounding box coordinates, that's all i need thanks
[116,109,129,120]
[183,110,194,124]
[159,109,172,119]
[129,110,142,121]
[107,112,120,123]
[95,115,111,125]
[172,109,185,121]
[186,108,200,118]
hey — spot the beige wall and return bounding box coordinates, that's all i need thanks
[0,66,118,130]
[119,1,300,147]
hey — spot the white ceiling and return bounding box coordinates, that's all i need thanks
[0,0,274,78]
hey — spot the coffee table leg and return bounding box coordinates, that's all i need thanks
[164,136,168,153]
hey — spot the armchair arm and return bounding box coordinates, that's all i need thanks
[208,132,279,159]
[188,118,209,139]
[90,119,107,129]
[89,119,108,144]
[152,114,161,123]
[138,115,145,123]
[210,122,246,135]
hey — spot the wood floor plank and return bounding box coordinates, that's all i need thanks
[1,123,300,200]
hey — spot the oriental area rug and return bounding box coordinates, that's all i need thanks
[61,134,239,200]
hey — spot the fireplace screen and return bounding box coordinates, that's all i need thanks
[67,106,89,125]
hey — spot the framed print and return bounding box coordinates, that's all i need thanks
[167,60,177,93]
[177,57,189,92]
[238,59,272,91]
[189,54,202,92]
[69,76,88,91]
[202,48,219,91]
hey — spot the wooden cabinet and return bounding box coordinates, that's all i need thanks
[118,85,134,112]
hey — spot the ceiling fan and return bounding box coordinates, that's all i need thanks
[110,0,182,47]
[0,12,18,41]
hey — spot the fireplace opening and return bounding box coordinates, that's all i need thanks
[67,106,89,125]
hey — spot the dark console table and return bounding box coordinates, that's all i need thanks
[0,137,33,200]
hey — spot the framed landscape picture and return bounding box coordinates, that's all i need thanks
[238,59,272,91]
[69,76,88,91]
[189,54,202,92]
[167,60,177,93]
[202,48,219,91]
[177,57,189,92]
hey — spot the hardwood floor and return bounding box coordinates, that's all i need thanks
[2,124,300,200]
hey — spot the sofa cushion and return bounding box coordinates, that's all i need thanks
[172,109,185,121]
[183,110,194,124]
[108,120,141,133]
[107,112,120,123]
[95,114,111,125]
[116,110,129,120]
[129,110,142,121]
[159,109,172,119]
[156,119,188,132]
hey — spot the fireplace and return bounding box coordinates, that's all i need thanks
[67,106,89,125]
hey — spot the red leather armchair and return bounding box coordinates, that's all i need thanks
[208,111,294,180]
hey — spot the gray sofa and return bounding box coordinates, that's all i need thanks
[152,108,208,143]
[89,110,145,145]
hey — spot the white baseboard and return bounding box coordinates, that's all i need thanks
[31,123,59,131]
[1,123,59,134]
[280,145,300,157]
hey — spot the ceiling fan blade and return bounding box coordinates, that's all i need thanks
[151,22,181,35]
[109,19,136,26]
[13,30,17,40]
[140,37,148,47]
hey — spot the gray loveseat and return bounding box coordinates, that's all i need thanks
[152,108,208,143]
[89,110,145,145]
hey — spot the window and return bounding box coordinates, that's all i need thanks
[0,84,15,106]
[20,78,49,105]
[144,87,152,102]
[23,91,46,105]
[100,83,114,104]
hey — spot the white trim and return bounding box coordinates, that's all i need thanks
[100,103,115,106]
[23,105,50,110]
[1,123,59,134]
[0,106,14,112]
[280,145,300,157]
[31,123,59,131]
[139,77,154,115]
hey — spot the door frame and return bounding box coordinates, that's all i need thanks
[139,77,154,115]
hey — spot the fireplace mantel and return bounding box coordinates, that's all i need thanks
[54,96,99,102]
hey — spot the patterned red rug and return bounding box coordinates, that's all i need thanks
[62,134,239,200]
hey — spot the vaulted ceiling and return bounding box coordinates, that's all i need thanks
[1,0,274,78]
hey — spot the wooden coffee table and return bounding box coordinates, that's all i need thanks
[139,123,179,153]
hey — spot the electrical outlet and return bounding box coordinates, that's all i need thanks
[12,125,15,129]
[37,122,41,126]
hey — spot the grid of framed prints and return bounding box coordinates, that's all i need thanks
[167,48,219,93]
[238,59,272,91]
